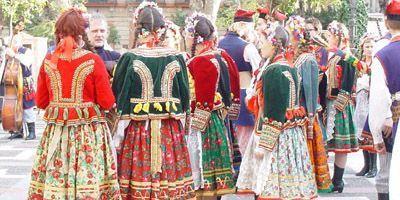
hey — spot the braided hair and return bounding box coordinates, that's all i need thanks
[131,6,165,48]
[268,26,289,62]
[186,15,215,57]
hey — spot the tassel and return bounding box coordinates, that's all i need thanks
[166,102,171,112]
[53,107,59,120]
[133,103,143,113]
[143,102,150,113]
[83,107,89,119]
[63,108,68,121]
[172,102,178,111]
[76,107,83,119]
[154,102,163,112]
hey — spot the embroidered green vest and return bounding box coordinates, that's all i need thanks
[112,47,190,120]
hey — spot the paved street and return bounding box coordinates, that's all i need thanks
[0,113,379,200]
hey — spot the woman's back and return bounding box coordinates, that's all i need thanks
[36,48,115,125]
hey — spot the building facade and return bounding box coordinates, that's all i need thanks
[86,0,190,49]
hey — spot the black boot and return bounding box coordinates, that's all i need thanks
[25,122,36,140]
[332,164,345,193]
[356,150,370,176]
[378,193,389,200]
[8,131,23,140]
[365,153,377,178]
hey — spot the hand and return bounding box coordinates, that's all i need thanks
[254,147,266,159]
[382,125,393,138]
[374,142,387,154]
[382,118,393,138]
[5,48,15,58]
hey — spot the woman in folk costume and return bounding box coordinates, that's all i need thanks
[28,8,121,199]
[237,25,318,199]
[353,35,378,178]
[323,21,358,193]
[184,12,239,197]
[112,2,195,199]
[162,20,183,51]
[287,16,334,193]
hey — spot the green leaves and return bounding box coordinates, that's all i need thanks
[107,25,120,45]
[0,0,47,23]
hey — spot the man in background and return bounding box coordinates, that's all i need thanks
[88,13,120,76]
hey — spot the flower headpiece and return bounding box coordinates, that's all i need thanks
[359,33,376,48]
[286,16,306,43]
[265,24,279,46]
[134,1,163,20]
[165,19,181,40]
[184,12,214,44]
[134,1,166,42]
[327,21,347,38]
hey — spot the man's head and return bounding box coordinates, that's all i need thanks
[89,13,108,47]
[229,9,255,38]
[305,17,322,38]
[385,0,400,33]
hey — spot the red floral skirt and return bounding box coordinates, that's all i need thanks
[117,119,196,199]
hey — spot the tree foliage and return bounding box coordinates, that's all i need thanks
[107,24,120,45]
[25,0,86,40]
[0,0,47,25]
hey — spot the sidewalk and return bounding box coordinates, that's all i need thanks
[0,113,378,199]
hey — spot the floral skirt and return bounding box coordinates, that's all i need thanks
[117,119,195,199]
[326,103,359,153]
[236,133,262,193]
[225,119,241,183]
[306,119,333,193]
[28,122,121,200]
[358,116,376,152]
[258,126,318,199]
[187,111,235,196]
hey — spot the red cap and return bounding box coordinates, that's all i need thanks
[273,10,287,22]
[234,9,256,22]
[257,7,270,19]
[386,0,400,20]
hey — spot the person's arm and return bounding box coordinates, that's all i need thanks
[369,58,392,147]
[244,43,262,73]
[93,55,115,110]
[15,48,34,67]
[188,56,219,131]
[35,64,50,109]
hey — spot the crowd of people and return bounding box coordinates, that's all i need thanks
[1,0,399,199]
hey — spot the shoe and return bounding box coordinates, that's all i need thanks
[356,150,370,176]
[8,131,23,140]
[378,193,389,200]
[332,164,345,193]
[25,122,36,140]
[365,153,377,178]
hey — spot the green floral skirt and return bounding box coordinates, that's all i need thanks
[187,110,236,197]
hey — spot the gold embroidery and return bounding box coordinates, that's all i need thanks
[130,60,182,105]
[132,60,154,100]
[210,58,221,93]
[129,47,179,58]
[327,55,342,99]
[282,71,296,109]
[44,59,94,103]
[58,49,90,60]
[161,60,181,99]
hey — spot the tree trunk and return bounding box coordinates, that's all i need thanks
[299,0,305,16]
[190,0,222,23]
[378,0,387,12]
[0,10,3,36]
[349,0,356,45]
